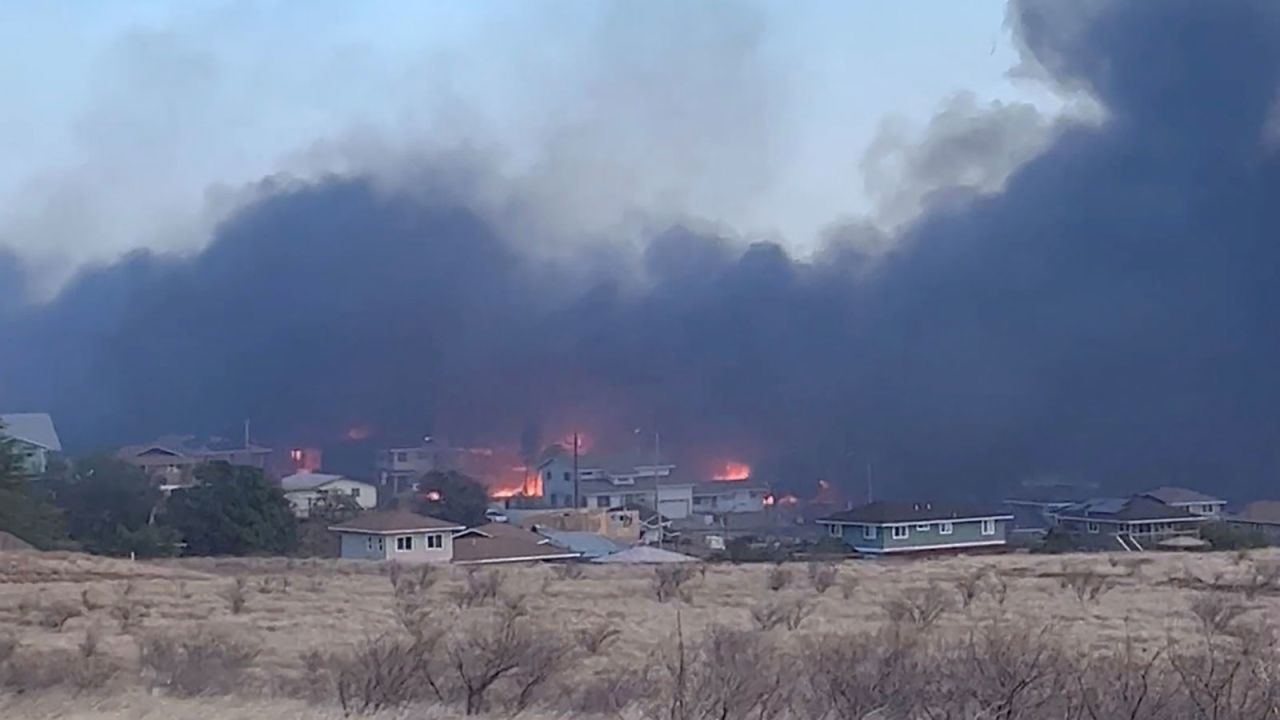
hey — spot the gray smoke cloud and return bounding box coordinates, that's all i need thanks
[4,0,1280,500]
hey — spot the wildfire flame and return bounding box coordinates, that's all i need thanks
[344,425,372,441]
[712,461,751,481]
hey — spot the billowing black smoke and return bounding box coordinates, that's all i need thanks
[4,0,1280,500]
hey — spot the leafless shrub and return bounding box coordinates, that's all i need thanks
[552,563,585,581]
[1059,566,1115,605]
[324,635,442,715]
[137,628,260,697]
[751,596,813,632]
[653,565,697,603]
[110,584,148,633]
[955,567,988,609]
[24,597,82,631]
[79,626,101,658]
[445,607,576,715]
[222,577,248,614]
[807,562,838,594]
[1242,558,1280,599]
[986,571,1010,607]
[390,562,437,596]
[572,663,649,714]
[804,626,929,720]
[766,564,792,592]
[0,647,121,691]
[256,575,290,594]
[80,587,104,612]
[576,623,622,654]
[839,574,859,600]
[1188,593,1251,637]
[654,620,791,720]
[0,634,16,665]
[882,583,951,629]
[453,568,503,608]
[946,621,1074,718]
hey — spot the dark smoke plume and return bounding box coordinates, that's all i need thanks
[4,0,1280,500]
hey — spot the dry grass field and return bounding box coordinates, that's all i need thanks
[3,549,1280,718]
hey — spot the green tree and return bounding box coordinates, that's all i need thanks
[411,470,489,527]
[48,456,177,557]
[0,428,65,548]
[166,462,297,555]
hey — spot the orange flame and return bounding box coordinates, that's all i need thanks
[763,494,776,507]
[712,461,751,481]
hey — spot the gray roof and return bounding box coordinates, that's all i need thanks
[281,472,363,491]
[536,530,627,559]
[592,546,697,564]
[821,501,1012,525]
[329,510,464,534]
[578,475,694,495]
[1057,496,1201,522]
[1142,486,1224,505]
[0,413,62,451]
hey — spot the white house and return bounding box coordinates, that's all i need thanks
[0,413,62,476]
[535,450,694,518]
[281,472,378,518]
[692,481,770,514]
[329,510,465,563]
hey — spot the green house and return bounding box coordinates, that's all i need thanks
[819,501,1013,555]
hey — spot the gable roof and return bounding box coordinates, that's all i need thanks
[1142,486,1224,505]
[0,413,62,451]
[820,501,1012,525]
[1057,495,1201,522]
[329,510,464,534]
[281,472,369,492]
[537,529,627,559]
[1231,500,1280,525]
[592,546,697,564]
[452,522,580,564]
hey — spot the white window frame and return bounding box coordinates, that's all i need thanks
[939,521,954,535]
[395,535,414,552]
[827,524,842,538]
[366,536,376,551]
[980,519,996,536]
[891,525,909,540]
[915,523,931,531]
[426,533,443,549]
[1087,522,1100,534]
[863,525,876,540]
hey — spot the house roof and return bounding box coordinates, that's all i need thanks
[693,480,770,494]
[0,413,62,451]
[591,546,697,564]
[281,472,369,492]
[536,529,627,559]
[578,475,695,495]
[328,510,464,534]
[1057,495,1201,522]
[1142,486,1224,505]
[452,522,580,564]
[820,501,1012,525]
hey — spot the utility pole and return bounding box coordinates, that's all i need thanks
[243,419,251,449]
[866,462,873,505]
[653,431,662,550]
[572,432,580,510]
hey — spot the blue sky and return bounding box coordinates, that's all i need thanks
[0,1,1053,290]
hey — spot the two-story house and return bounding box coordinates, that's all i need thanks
[118,435,272,487]
[534,450,695,518]
[0,413,62,476]
[1140,487,1227,518]
[1052,495,1207,550]
[281,472,378,518]
[819,501,1014,555]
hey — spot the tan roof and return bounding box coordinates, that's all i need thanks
[0,531,35,552]
[329,510,463,534]
[1235,500,1280,525]
[452,523,579,564]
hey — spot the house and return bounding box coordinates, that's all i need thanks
[375,440,441,492]
[819,501,1014,555]
[1004,480,1100,537]
[1227,501,1280,544]
[692,480,771,514]
[534,449,688,512]
[118,435,273,486]
[329,510,465,563]
[451,523,580,565]
[1052,495,1207,550]
[0,413,62,476]
[281,472,378,518]
[1140,487,1227,518]
[591,546,698,564]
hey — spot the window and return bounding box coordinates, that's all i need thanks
[395,536,414,552]
[549,493,559,506]
[395,452,408,463]
[596,496,611,508]
[828,524,842,538]
[544,470,552,481]
[426,534,443,549]
[863,525,876,540]
[1087,522,1100,534]
[916,523,931,531]
[980,519,996,536]
[350,488,361,499]
[366,536,376,551]
[939,522,954,535]
[891,525,909,540]
[563,472,571,482]
[1201,504,1214,514]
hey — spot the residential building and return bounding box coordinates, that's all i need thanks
[592,546,698,564]
[534,449,677,510]
[1004,480,1100,537]
[281,472,378,518]
[451,523,580,565]
[1140,487,1227,518]
[1228,501,1280,544]
[692,480,771,514]
[511,507,643,543]
[536,529,627,560]
[819,501,1014,555]
[329,510,464,563]
[0,413,62,476]
[118,435,272,486]
[375,441,442,492]
[1052,496,1207,550]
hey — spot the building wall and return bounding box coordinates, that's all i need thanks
[286,480,378,518]
[830,518,1008,553]
[11,440,50,476]
[538,458,579,508]
[692,486,768,514]
[337,531,455,563]
[582,485,694,519]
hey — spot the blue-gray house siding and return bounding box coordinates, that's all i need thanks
[824,517,1011,554]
